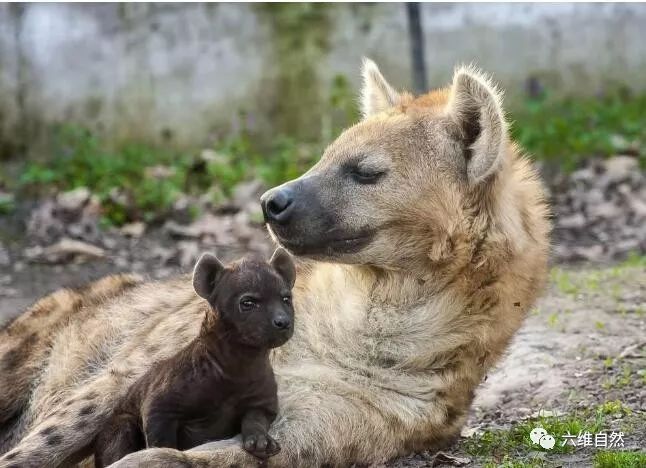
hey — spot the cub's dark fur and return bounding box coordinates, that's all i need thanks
[93,249,296,467]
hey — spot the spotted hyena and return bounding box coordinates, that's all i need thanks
[93,249,295,467]
[0,60,550,468]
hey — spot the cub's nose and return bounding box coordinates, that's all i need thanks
[261,187,294,224]
[272,315,291,330]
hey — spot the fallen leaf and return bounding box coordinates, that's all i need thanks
[25,238,106,264]
[121,222,146,238]
[530,409,565,418]
[460,426,482,438]
[431,451,471,466]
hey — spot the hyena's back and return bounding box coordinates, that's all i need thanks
[0,273,142,452]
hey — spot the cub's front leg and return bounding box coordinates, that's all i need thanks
[141,404,179,449]
[241,408,280,460]
[108,385,417,468]
[94,413,144,468]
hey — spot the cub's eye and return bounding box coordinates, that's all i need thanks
[349,166,385,185]
[282,296,292,305]
[239,298,257,311]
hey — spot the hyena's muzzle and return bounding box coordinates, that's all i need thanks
[260,174,376,258]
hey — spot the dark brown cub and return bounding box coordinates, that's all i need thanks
[93,248,296,467]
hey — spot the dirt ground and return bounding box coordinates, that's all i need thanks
[1,248,644,467]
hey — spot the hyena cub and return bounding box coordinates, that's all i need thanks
[93,248,296,467]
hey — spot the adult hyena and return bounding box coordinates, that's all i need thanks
[0,60,550,468]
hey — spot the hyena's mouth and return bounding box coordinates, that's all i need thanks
[268,226,375,257]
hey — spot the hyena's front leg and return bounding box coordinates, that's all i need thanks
[109,388,423,468]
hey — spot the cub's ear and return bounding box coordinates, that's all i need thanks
[193,253,225,299]
[270,248,296,289]
[446,66,507,184]
[360,58,401,119]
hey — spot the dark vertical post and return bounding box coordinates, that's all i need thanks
[406,2,428,94]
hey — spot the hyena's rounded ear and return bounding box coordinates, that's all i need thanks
[193,253,225,299]
[446,65,508,184]
[360,58,401,119]
[270,248,296,289]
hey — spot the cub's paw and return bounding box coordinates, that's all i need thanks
[242,432,281,459]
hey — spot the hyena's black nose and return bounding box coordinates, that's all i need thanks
[261,187,294,224]
[272,314,291,330]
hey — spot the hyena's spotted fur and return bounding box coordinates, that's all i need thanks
[1,275,206,467]
[0,61,550,468]
[0,274,143,454]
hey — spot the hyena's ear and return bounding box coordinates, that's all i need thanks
[446,65,508,184]
[270,248,296,289]
[360,58,401,119]
[193,253,225,299]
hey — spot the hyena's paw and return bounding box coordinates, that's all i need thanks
[108,443,264,468]
[243,432,281,460]
[106,447,191,468]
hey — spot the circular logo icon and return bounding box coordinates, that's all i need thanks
[539,434,556,450]
[530,427,548,445]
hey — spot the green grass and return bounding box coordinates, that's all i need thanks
[550,259,646,299]
[617,252,646,269]
[17,126,322,225]
[464,412,604,457]
[511,91,646,172]
[597,400,631,417]
[550,268,580,295]
[483,456,547,468]
[595,451,646,468]
[463,402,640,464]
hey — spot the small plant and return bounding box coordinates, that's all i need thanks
[584,271,601,292]
[618,252,646,268]
[617,365,633,388]
[547,312,559,328]
[550,268,580,296]
[597,400,631,417]
[484,456,547,468]
[0,192,15,214]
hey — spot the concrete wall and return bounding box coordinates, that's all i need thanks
[1,3,645,155]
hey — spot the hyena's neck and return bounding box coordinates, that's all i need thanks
[196,309,269,376]
[285,261,476,377]
[294,261,447,321]
[351,264,450,306]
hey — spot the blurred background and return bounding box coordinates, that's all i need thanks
[1,3,645,258]
[0,4,645,465]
